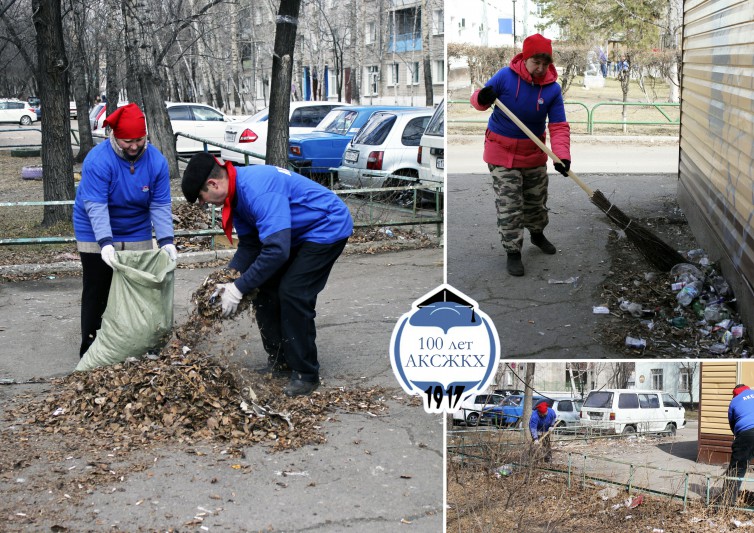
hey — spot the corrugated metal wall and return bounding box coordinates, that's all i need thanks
[698,362,739,463]
[678,0,754,329]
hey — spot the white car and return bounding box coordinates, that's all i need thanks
[579,388,686,435]
[419,99,444,183]
[335,108,433,190]
[220,101,343,165]
[0,99,36,125]
[451,392,506,426]
[166,102,242,154]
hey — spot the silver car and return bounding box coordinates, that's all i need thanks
[335,108,434,192]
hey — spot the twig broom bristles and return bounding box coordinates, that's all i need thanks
[492,97,686,272]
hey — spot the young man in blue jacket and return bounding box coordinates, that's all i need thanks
[73,103,176,358]
[181,153,353,397]
[530,400,557,462]
[722,384,754,506]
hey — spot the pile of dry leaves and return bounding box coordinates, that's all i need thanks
[3,268,389,453]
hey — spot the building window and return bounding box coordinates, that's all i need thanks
[388,63,399,86]
[366,65,379,96]
[679,368,692,392]
[432,59,445,84]
[366,21,376,45]
[504,370,513,387]
[651,369,663,391]
[433,9,444,35]
[408,62,420,85]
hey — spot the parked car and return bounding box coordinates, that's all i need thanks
[90,102,128,137]
[494,389,525,397]
[220,101,343,165]
[288,105,422,182]
[418,99,444,183]
[579,388,686,435]
[0,99,37,125]
[451,392,506,426]
[334,107,433,197]
[27,96,40,108]
[166,102,242,154]
[481,394,584,428]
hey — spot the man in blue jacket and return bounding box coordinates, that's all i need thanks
[73,103,176,358]
[181,153,353,397]
[530,400,557,462]
[722,384,754,506]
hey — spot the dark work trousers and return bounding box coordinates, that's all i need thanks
[79,252,114,357]
[252,238,348,383]
[723,428,754,506]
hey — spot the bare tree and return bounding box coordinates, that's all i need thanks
[522,363,535,439]
[266,0,302,168]
[32,0,75,226]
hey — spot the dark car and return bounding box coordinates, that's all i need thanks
[288,105,423,183]
[481,395,548,427]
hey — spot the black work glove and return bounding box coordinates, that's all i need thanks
[554,159,571,177]
[477,86,497,107]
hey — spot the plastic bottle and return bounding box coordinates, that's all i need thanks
[710,275,731,297]
[669,317,688,328]
[676,280,703,307]
[670,263,703,284]
[703,303,731,323]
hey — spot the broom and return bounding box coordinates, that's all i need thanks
[491,97,686,272]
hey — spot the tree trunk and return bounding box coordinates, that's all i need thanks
[230,3,242,112]
[32,0,75,226]
[421,0,433,106]
[522,363,535,438]
[105,0,121,112]
[122,0,179,180]
[267,0,302,168]
[69,0,94,162]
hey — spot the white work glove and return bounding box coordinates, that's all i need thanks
[100,244,116,269]
[161,243,178,261]
[213,282,243,317]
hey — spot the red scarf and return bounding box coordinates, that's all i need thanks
[219,159,237,244]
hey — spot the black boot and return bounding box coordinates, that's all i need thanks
[506,252,525,276]
[531,232,557,254]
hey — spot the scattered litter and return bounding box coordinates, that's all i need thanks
[495,464,514,478]
[592,306,610,314]
[625,336,646,349]
[626,494,644,508]
[598,486,619,500]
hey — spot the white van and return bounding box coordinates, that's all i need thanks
[579,389,686,435]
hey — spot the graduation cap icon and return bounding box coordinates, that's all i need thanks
[409,287,482,334]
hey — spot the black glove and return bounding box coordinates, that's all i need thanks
[554,159,570,177]
[477,86,497,107]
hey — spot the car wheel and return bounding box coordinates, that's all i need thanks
[621,425,637,435]
[20,115,32,126]
[664,423,676,436]
[384,170,419,206]
[466,412,480,426]
[554,420,565,428]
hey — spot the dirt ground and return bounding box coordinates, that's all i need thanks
[447,439,752,533]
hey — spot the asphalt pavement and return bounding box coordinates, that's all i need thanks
[447,134,684,358]
[0,247,445,531]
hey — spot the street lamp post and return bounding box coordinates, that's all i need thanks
[512,0,517,53]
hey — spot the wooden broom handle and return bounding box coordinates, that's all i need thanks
[491,97,595,198]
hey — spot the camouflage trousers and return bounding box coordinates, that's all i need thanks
[489,164,549,254]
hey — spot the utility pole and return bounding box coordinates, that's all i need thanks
[512,0,517,52]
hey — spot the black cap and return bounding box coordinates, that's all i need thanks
[182,152,217,203]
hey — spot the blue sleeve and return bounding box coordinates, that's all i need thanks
[730,402,736,433]
[547,89,567,124]
[234,229,291,295]
[529,412,538,439]
[84,200,113,247]
[229,230,263,273]
[150,203,174,246]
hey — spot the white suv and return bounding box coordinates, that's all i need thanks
[419,99,444,184]
[0,99,36,125]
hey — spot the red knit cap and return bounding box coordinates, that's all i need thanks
[522,34,553,61]
[536,402,548,414]
[733,384,750,397]
[104,103,147,139]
